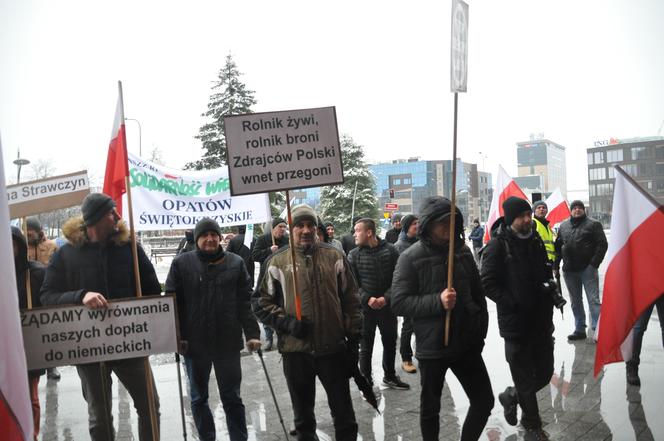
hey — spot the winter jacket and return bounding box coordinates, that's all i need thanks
[341,232,357,255]
[347,239,399,310]
[480,218,553,340]
[251,232,289,265]
[469,226,484,248]
[28,235,58,265]
[40,216,161,306]
[533,217,556,262]
[12,227,46,379]
[176,231,195,255]
[253,243,361,355]
[554,214,607,272]
[165,249,260,358]
[385,227,401,244]
[391,197,488,360]
[226,234,256,286]
[394,231,418,254]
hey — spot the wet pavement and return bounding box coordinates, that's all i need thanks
[37,256,663,440]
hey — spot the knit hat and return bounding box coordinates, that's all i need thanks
[400,214,418,233]
[272,218,287,228]
[194,218,222,242]
[502,197,532,226]
[570,200,585,211]
[392,213,403,224]
[532,200,547,210]
[26,217,42,232]
[291,204,318,226]
[81,193,116,226]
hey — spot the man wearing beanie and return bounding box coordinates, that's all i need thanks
[468,218,484,265]
[391,197,493,441]
[40,192,162,441]
[253,204,362,441]
[251,217,288,350]
[480,196,554,441]
[165,218,260,441]
[554,200,607,342]
[385,213,403,244]
[532,201,556,264]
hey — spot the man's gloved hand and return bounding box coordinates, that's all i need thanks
[345,337,360,377]
[287,318,313,339]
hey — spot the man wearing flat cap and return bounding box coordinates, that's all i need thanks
[166,218,260,441]
[40,192,161,441]
[480,196,554,441]
[253,204,362,441]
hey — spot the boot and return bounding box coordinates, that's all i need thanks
[626,363,641,386]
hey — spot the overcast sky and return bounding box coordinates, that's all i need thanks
[2,0,663,195]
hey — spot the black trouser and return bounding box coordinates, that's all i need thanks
[282,352,358,441]
[399,317,414,362]
[504,336,554,429]
[360,306,398,379]
[418,352,494,441]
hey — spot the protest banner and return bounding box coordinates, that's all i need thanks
[6,170,90,219]
[127,153,270,231]
[224,106,344,196]
[21,295,178,370]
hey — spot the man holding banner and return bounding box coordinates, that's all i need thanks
[40,193,162,441]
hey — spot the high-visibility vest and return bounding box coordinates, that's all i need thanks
[534,218,556,262]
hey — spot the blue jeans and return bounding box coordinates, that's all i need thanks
[563,265,601,332]
[627,294,664,368]
[184,354,247,441]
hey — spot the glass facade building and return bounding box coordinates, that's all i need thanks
[517,138,567,197]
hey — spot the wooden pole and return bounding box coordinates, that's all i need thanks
[444,92,459,347]
[284,190,302,320]
[22,218,33,309]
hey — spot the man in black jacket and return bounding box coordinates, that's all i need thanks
[481,197,554,441]
[468,219,484,264]
[348,218,409,390]
[166,218,260,441]
[226,225,255,286]
[40,193,161,441]
[341,216,361,255]
[391,197,493,441]
[554,200,607,341]
[384,213,402,244]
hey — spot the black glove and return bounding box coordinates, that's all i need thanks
[287,318,312,339]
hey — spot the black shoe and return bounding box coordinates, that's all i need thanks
[498,386,518,426]
[382,375,410,390]
[47,367,61,381]
[524,428,549,441]
[626,364,641,386]
[567,330,587,341]
[265,338,273,351]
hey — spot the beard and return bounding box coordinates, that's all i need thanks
[514,221,532,235]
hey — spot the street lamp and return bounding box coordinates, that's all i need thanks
[13,150,30,183]
[478,151,488,171]
[125,117,142,157]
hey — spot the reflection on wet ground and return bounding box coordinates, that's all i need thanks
[39,266,663,440]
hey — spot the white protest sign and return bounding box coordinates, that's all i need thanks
[224,106,344,196]
[128,153,270,231]
[6,171,90,218]
[21,295,178,370]
[450,0,469,93]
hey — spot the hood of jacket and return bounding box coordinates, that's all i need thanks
[62,215,130,247]
[12,226,29,272]
[417,196,465,250]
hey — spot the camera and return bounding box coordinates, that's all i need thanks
[542,279,567,310]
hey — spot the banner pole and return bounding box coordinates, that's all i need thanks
[284,190,302,320]
[444,92,459,347]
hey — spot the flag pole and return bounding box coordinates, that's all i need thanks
[444,92,459,347]
[117,81,160,441]
[284,190,302,320]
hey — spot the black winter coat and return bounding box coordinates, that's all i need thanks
[251,232,288,265]
[226,234,255,286]
[165,250,260,358]
[347,239,399,310]
[385,227,401,244]
[341,232,357,255]
[554,215,608,272]
[480,218,553,340]
[40,217,161,306]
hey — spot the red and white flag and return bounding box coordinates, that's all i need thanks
[544,187,570,226]
[0,137,33,441]
[594,167,664,376]
[103,81,129,216]
[483,165,529,243]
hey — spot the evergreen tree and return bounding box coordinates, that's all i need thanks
[319,134,379,230]
[186,54,257,169]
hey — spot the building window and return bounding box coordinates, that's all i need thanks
[657,180,664,192]
[656,145,664,159]
[393,178,401,185]
[606,149,623,162]
[631,146,648,160]
[622,163,638,177]
[587,153,594,165]
[403,178,411,185]
[607,167,615,179]
[589,184,596,197]
[589,167,606,181]
[594,151,604,163]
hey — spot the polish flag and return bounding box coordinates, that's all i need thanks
[0,138,33,441]
[594,167,664,376]
[103,81,129,216]
[483,165,528,243]
[544,187,570,226]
